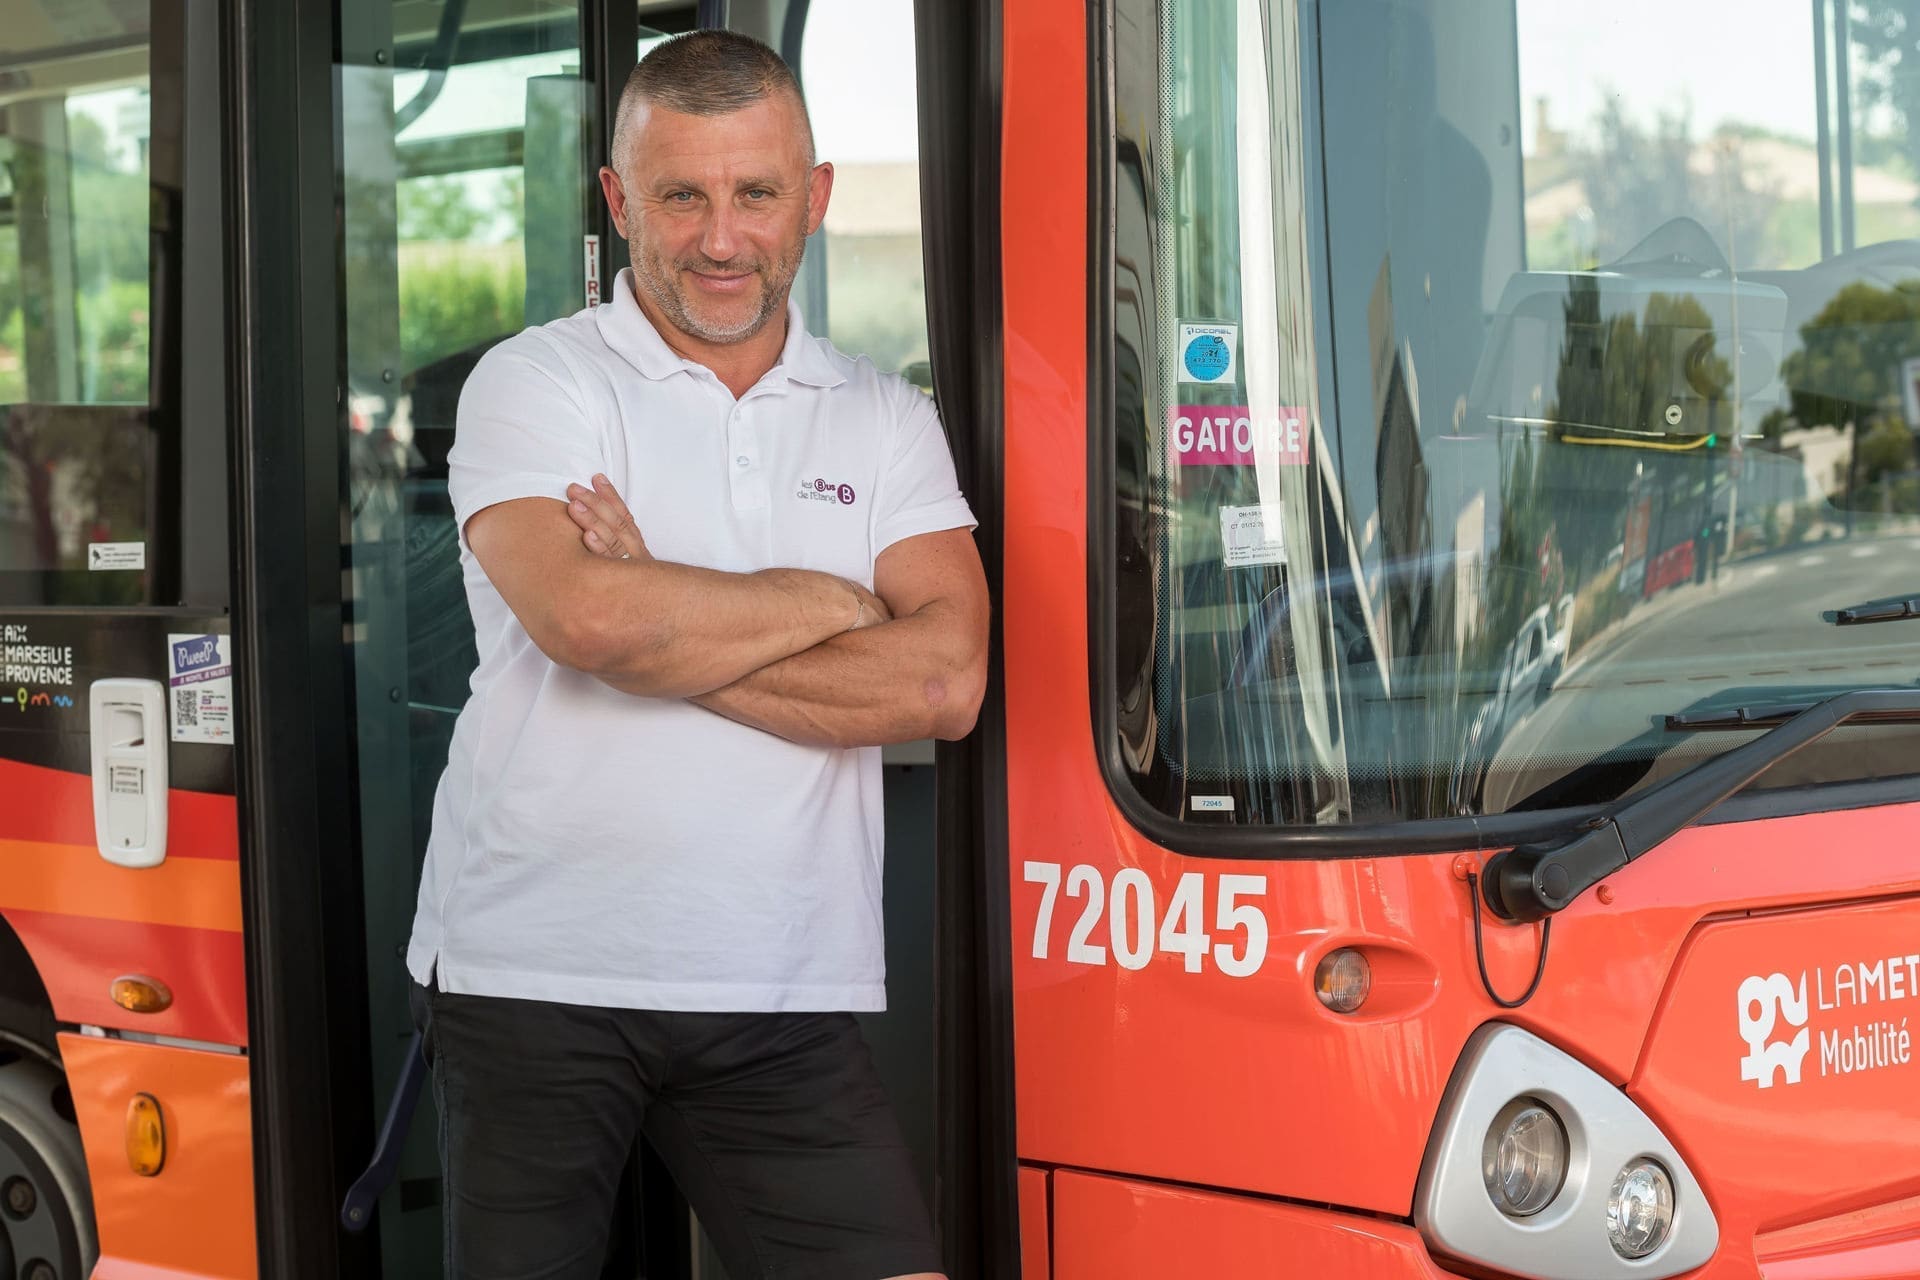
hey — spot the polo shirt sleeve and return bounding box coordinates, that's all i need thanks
[447,335,605,550]
[872,381,978,554]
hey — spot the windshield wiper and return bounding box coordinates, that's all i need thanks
[1827,595,1920,626]
[1663,683,1920,731]
[1482,688,1920,923]
[1664,699,1818,731]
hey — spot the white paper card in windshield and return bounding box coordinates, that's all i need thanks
[1220,503,1287,568]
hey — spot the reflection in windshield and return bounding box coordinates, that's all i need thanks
[1111,0,1920,827]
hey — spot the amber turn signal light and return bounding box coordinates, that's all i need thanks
[126,1094,166,1177]
[110,976,173,1014]
[1313,948,1372,1014]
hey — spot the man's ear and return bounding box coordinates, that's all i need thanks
[598,166,630,237]
[806,161,835,237]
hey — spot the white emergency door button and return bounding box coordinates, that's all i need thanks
[89,678,169,869]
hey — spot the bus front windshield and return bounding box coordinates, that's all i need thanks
[1111,0,1920,827]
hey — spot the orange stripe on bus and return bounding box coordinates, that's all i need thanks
[0,838,242,932]
[0,757,239,859]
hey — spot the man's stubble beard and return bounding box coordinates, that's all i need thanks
[630,229,808,345]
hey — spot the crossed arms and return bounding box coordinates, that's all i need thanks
[463,476,989,748]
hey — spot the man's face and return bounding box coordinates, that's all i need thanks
[600,92,831,346]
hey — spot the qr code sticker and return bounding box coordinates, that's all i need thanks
[175,688,198,728]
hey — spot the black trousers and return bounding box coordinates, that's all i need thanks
[411,982,942,1280]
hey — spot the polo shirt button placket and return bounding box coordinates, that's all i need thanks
[727,404,770,515]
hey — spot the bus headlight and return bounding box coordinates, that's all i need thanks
[1415,1025,1718,1279]
[1607,1160,1674,1258]
[1481,1097,1567,1216]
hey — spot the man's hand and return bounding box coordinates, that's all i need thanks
[565,475,653,562]
[566,475,892,628]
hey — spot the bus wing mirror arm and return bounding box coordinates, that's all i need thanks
[1482,687,1920,924]
[1482,824,1629,924]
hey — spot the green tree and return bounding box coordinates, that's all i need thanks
[63,110,111,169]
[398,176,492,243]
[397,172,524,244]
[1770,278,1920,510]
[1859,414,1917,481]
[1780,279,1920,436]
[497,171,525,241]
[69,167,149,286]
[1548,284,1727,442]
[1852,2,1920,184]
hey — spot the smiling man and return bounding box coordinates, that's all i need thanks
[404,30,985,1280]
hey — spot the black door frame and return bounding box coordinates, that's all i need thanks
[915,1,1020,1274]
[224,0,375,1272]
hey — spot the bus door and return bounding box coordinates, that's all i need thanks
[325,0,951,1274]
[327,1,688,1271]
[0,3,253,1278]
[1004,0,1920,1276]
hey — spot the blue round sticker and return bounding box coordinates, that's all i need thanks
[1184,333,1231,381]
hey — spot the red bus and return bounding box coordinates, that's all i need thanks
[2,0,1919,1277]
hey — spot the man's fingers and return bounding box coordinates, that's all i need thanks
[571,476,648,561]
[591,474,637,528]
[592,474,649,555]
[583,527,625,558]
[567,483,631,558]
[590,472,628,509]
[569,505,620,557]
[566,483,608,523]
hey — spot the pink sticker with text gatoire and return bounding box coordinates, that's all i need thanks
[1171,405,1310,466]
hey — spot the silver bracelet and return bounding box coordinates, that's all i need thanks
[849,596,865,632]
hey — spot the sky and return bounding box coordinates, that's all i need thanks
[1517,0,1827,152]
[800,0,921,164]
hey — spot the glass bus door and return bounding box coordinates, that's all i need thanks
[335,1,620,1271]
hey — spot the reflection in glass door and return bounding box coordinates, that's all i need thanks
[337,2,592,1273]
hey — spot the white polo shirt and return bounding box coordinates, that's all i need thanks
[405,271,975,1011]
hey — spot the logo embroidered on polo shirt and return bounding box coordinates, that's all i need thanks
[797,476,858,506]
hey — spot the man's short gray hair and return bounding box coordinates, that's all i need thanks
[611,30,815,179]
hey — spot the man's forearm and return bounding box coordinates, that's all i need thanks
[672,602,985,748]
[566,558,860,698]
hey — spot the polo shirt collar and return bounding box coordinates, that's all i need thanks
[599,268,845,391]
[773,300,847,389]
